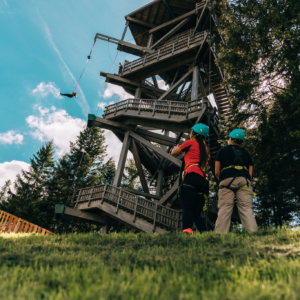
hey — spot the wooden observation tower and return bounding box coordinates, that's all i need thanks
[56,0,238,232]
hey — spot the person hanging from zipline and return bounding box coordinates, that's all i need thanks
[60,91,77,98]
[171,123,210,235]
[214,129,257,232]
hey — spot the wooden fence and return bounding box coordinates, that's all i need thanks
[0,210,54,235]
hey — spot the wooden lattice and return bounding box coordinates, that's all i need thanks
[0,210,54,235]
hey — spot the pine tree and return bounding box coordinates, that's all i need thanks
[3,141,55,227]
[103,158,116,185]
[0,180,11,208]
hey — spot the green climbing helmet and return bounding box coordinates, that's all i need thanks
[191,123,209,139]
[229,129,245,141]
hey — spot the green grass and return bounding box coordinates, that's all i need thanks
[1,229,300,300]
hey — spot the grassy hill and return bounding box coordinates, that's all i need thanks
[1,229,300,300]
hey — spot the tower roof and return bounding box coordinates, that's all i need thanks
[126,0,199,47]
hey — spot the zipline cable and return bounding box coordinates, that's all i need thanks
[73,39,97,93]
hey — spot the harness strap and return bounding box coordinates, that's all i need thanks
[182,163,206,180]
[221,165,248,172]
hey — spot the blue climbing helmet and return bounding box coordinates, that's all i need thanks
[229,129,245,142]
[191,123,209,139]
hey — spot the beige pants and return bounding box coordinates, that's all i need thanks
[214,177,258,232]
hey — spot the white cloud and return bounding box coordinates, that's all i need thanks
[26,106,86,157]
[103,83,132,101]
[0,161,30,190]
[97,102,106,110]
[157,79,169,91]
[32,82,62,99]
[38,13,90,117]
[4,0,8,6]
[0,130,23,145]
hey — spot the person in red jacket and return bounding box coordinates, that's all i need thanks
[171,123,210,234]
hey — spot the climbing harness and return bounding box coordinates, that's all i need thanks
[219,146,256,198]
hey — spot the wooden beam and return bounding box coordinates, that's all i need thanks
[162,0,175,19]
[125,16,155,28]
[158,178,179,205]
[131,140,149,194]
[158,67,195,100]
[113,132,131,187]
[129,131,182,167]
[193,0,208,35]
[149,9,196,34]
[150,17,191,49]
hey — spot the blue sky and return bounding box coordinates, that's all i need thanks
[0,0,151,187]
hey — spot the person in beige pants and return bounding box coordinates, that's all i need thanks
[214,129,257,232]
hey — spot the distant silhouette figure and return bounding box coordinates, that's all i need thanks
[60,92,77,98]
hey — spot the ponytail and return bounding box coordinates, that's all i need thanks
[193,131,210,169]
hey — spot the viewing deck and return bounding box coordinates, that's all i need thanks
[103,98,218,128]
[121,30,209,80]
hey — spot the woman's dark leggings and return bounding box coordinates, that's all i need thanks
[181,172,208,232]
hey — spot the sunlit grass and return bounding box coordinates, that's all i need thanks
[1,229,300,299]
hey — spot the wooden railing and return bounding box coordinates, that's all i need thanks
[0,210,54,235]
[122,30,208,73]
[75,184,183,231]
[104,98,211,118]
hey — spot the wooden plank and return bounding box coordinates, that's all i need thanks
[151,17,191,49]
[131,140,150,194]
[125,16,155,28]
[129,131,182,168]
[149,9,196,34]
[158,67,195,100]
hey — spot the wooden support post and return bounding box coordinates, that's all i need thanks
[113,131,131,187]
[158,67,195,100]
[156,131,169,197]
[199,71,207,97]
[131,140,149,194]
[152,76,158,88]
[191,66,200,101]
[121,20,129,41]
[135,87,142,98]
